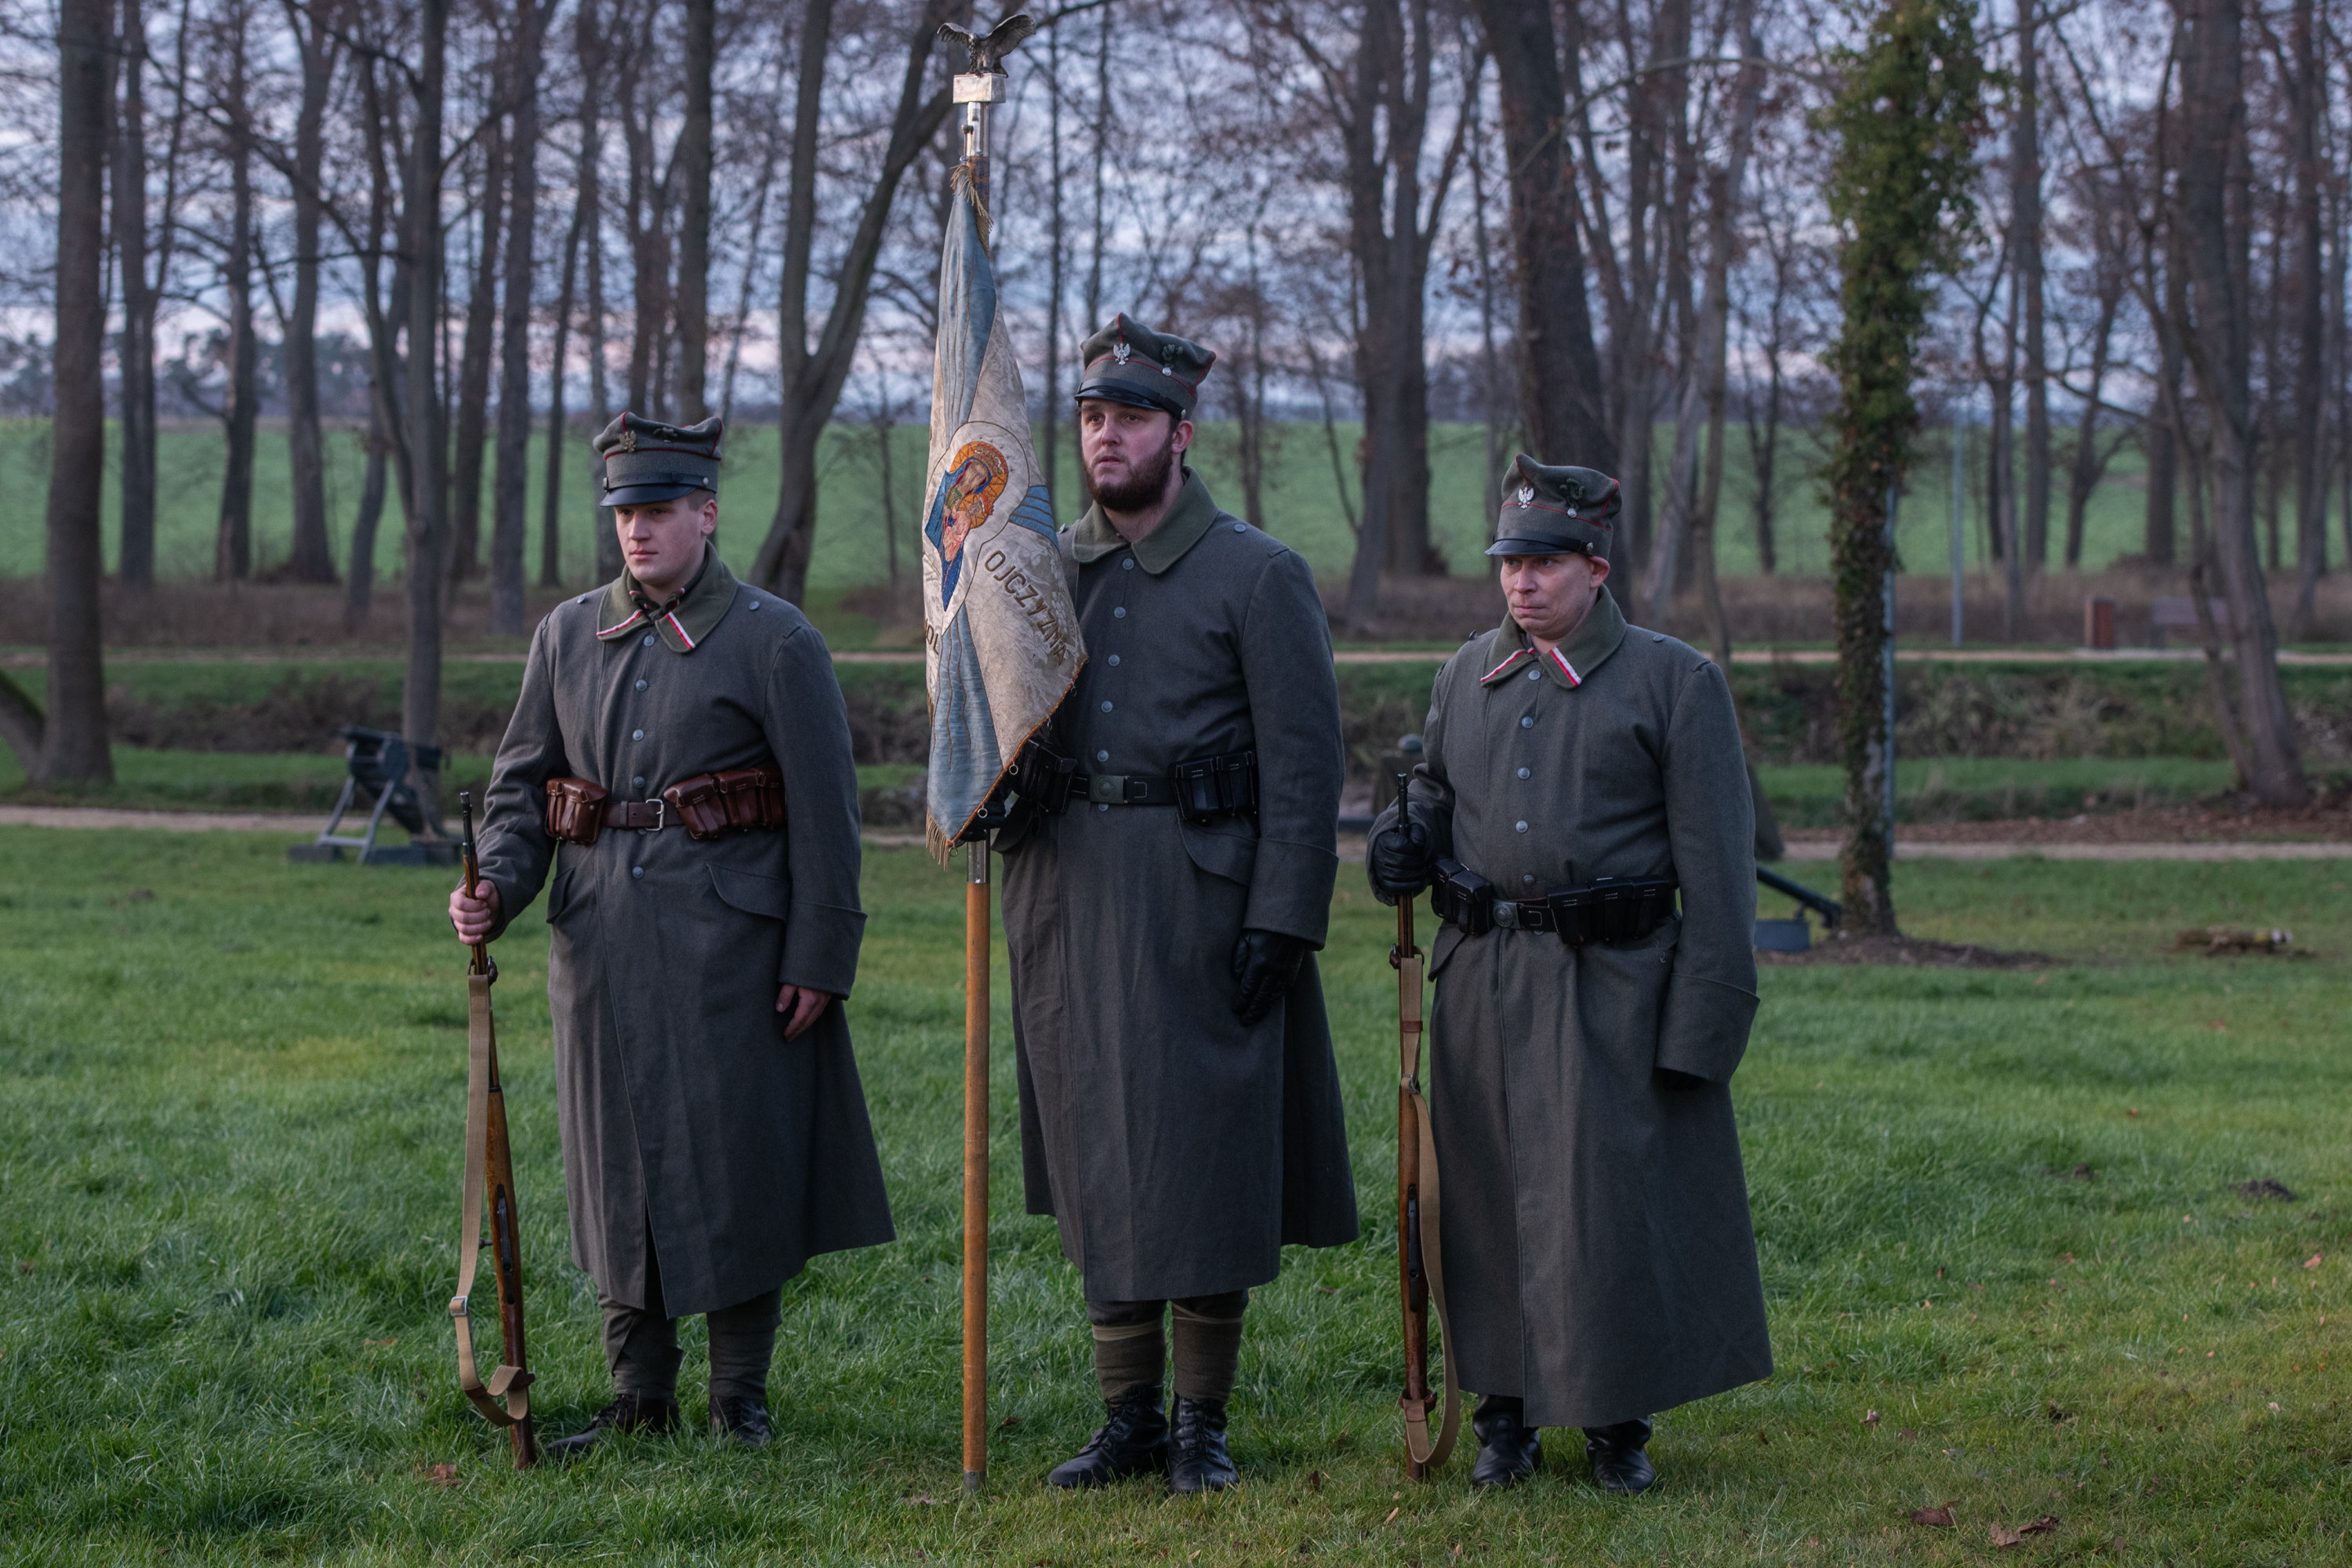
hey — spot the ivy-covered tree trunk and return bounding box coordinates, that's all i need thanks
[1820,0,1986,935]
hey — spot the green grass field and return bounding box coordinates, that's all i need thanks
[4,832,2350,1563]
[0,415,2249,595]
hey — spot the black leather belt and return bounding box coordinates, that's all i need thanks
[1432,858,1679,946]
[1069,772,1178,806]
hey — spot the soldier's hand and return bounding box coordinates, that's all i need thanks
[776,984,837,1040]
[1230,930,1308,1027]
[1367,818,1436,898]
[449,880,503,944]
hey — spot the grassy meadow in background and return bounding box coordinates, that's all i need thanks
[4,830,2351,1563]
[0,414,2203,596]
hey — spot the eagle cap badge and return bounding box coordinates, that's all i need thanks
[1516,484,1534,506]
[1112,339,1131,365]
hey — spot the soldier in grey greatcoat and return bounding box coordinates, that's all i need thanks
[1367,455,1770,1494]
[448,413,895,1460]
[996,317,1356,1495]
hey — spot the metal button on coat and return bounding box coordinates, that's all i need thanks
[1518,767,1531,779]
[643,634,655,646]
[632,776,646,790]
[1109,654,1121,666]
[1515,821,1530,833]
[1528,668,1541,680]
[635,679,648,691]
[1521,716,1534,728]
[1096,803,1109,812]
[632,728,645,741]
[1096,750,1109,763]
[1113,607,1127,619]
[1121,558,1136,571]
[1523,874,1537,885]
[631,866,644,879]
[1101,701,1114,712]
[1232,523,1246,533]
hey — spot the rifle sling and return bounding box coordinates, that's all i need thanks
[451,969,531,1429]
[1398,942,1461,1472]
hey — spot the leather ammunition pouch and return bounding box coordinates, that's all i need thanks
[1428,858,1497,935]
[1173,750,1258,826]
[662,766,786,840]
[544,767,785,846]
[543,778,612,847]
[1432,858,1678,948]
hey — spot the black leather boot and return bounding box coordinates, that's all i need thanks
[1469,1395,1541,1488]
[1047,1385,1170,1489]
[710,1395,772,1447]
[1167,1395,1239,1494]
[1583,1417,1656,1494]
[543,1392,681,1463]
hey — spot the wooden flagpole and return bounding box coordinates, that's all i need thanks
[963,837,990,1492]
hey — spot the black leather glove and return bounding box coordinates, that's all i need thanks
[1367,817,1436,900]
[1230,929,1308,1026]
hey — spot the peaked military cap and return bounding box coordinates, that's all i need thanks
[1075,315,1215,418]
[1485,453,1621,557]
[593,412,724,506]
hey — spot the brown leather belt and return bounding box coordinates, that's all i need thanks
[545,767,785,847]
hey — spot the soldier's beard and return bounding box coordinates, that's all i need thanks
[1090,428,1180,513]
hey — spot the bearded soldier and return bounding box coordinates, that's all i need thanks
[1366,455,1770,1494]
[448,413,895,1459]
[996,317,1357,1495]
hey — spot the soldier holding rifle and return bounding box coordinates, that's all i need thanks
[1366,455,1771,1494]
[996,318,1357,1494]
[447,413,895,1460]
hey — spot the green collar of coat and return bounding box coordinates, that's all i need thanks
[1068,469,1220,574]
[1479,584,1628,691]
[595,543,737,653]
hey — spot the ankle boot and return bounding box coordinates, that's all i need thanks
[710,1395,772,1448]
[1167,1394,1239,1494]
[1047,1384,1170,1489]
[1469,1395,1541,1488]
[1583,1417,1656,1494]
[543,1392,681,1463]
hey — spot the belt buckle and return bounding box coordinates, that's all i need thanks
[640,799,664,833]
[1087,774,1126,806]
[1491,899,1519,931]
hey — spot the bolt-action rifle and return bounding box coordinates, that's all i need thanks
[1392,773,1459,1476]
[448,791,537,1467]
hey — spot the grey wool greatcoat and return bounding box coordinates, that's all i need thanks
[1369,587,1771,1429]
[476,545,895,1318]
[999,470,1359,1303]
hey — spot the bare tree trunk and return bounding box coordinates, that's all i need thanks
[1989,294,2020,637]
[40,0,114,783]
[543,154,586,590]
[281,0,338,583]
[1465,0,1610,473]
[2063,280,2119,567]
[2177,0,2307,804]
[448,102,506,584]
[492,0,553,634]
[576,0,617,583]
[619,3,670,419]
[114,0,158,590]
[750,0,954,604]
[1466,67,1505,528]
[405,0,451,824]
[2014,0,2050,572]
[347,58,406,630]
[675,0,714,423]
[2288,0,2327,637]
[215,8,256,584]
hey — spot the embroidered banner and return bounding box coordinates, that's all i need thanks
[922,166,1084,858]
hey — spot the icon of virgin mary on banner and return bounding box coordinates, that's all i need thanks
[920,165,1085,858]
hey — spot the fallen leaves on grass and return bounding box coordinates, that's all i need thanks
[996,1414,1020,1430]
[1383,1508,1399,1525]
[1307,1470,1323,1494]
[2175,926,2292,956]
[1910,1506,1955,1527]
[1864,1409,1882,1428]
[1990,1516,2059,1548]
[2238,1178,2299,1201]
[419,1464,459,1488]
[2307,1253,2325,1269]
